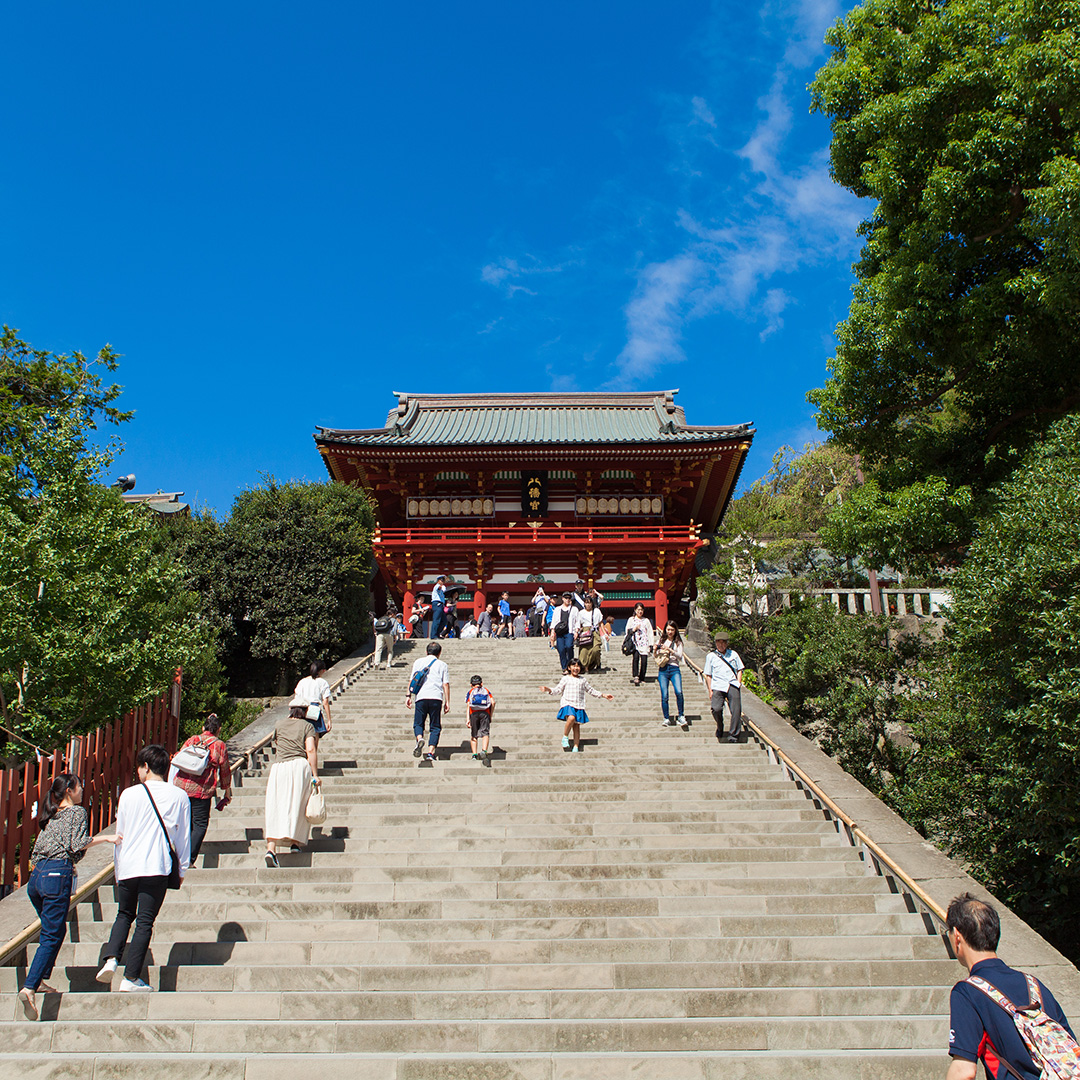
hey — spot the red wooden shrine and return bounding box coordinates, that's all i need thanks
[315,391,753,631]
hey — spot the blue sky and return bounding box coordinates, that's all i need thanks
[2,1,865,515]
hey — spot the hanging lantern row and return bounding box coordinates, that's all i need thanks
[408,497,495,517]
[576,496,663,515]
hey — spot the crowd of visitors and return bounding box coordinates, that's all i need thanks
[392,577,747,758]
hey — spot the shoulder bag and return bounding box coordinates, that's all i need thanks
[142,784,182,889]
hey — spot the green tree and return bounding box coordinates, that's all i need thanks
[0,417,205,755]
[1,324,130,485]
[765,599,928,796]
[697,443,859,675]
[809,0,1080,570]
[897,413,1080,957]
[222,478,375,694]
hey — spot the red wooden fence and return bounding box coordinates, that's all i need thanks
[0,669,182,895]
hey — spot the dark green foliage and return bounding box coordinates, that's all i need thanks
[897,413,1080,957]
[169,478,376,698]
[809,0,1080,569]
[766,600,928,796]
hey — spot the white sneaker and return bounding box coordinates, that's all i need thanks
[678,715,688,729]
[118,978,152,992]
[95,958,117,984]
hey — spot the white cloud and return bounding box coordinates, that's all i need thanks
[612,0,861,382]
[691,95,716,128]
[480,255,569,298]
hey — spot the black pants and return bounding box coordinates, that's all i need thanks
[189,796,212,860]
[632,652,649,680]
[104,875,169,981]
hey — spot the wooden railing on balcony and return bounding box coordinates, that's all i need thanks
[0,669,182,895]
[373,523,703,548]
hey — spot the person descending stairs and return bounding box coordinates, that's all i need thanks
[1,636,956,1077]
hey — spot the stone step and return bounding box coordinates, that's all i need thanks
[0,1051,949,1079]
[0,1015,947,1055]
[1,957,960,994]
[3,984,952,1022]
[68,891,917,923]
[37,934,947,973]
[53,911,930,943]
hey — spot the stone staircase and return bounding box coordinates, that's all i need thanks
[1,637,954,1077]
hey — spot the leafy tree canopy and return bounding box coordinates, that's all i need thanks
[809,0,1080,567]
[1,324,130,486]
[220,477,375,694]
[697,443,859,673]
[0,417,205,756]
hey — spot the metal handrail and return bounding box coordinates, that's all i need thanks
[327,650,375,698]
[746,719,948,929]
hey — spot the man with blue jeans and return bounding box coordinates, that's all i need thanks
[429,576,447,640]
[405,642,450,765]
[550,593,576,672]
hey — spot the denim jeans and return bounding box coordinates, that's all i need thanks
[25,860,73,990]
[656,664,684,719]
[554,634,575,671]
[414,698,443,747]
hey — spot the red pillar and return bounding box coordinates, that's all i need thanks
[654,588,669,631]
[473,586,486,624]
[403,589,415,637]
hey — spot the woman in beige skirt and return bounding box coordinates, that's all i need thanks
[263,709,320,867]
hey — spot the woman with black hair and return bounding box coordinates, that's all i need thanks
[18,774,115,1019]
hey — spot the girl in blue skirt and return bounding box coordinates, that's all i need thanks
[539,657,613,753]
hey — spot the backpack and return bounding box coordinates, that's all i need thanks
[467,686,493,713]
[409,657,438,696]
[966,974,1080,1079]
[621,629,635,656]
[555,610,571,637]
[374,616,392,633]
[171,734,212,776]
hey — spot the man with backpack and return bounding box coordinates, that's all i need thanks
[946,892,1078,1079]
[464,674,495,767]
[405,642,450,765]
[373,610,396,670]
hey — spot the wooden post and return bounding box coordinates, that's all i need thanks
[403,589,415,637]
[654,588,669,630]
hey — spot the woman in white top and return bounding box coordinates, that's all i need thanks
[96,744,191,992]
[291,660,332,735]
[626,602,654,686]
[573,596,604,672]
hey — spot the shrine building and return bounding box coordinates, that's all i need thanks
[315,390,753,632]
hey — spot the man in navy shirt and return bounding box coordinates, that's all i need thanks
[946,892,1076,1079]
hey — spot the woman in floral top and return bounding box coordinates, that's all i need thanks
[18,774,114,1020]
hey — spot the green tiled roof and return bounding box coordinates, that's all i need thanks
[316,391,751,448]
